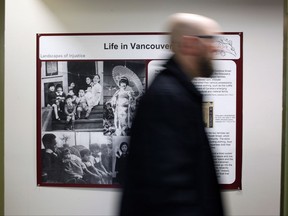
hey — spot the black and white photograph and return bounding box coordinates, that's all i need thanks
[203,101,214,128]
[112,136,130,185]
[41,61,104,132]
[40,131,115,185]
[103,60,146,136]
[39,59,146,187]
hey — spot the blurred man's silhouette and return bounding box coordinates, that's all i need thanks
[119,13,224,216]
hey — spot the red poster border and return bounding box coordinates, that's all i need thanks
[36,32,243,190]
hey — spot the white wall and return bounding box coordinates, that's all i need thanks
[5,0,283,215]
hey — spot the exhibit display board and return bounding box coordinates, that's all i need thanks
[37,32,242,189]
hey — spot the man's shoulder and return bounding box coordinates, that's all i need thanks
[148,70,186,96]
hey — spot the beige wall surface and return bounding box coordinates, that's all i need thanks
[5,0,283,215]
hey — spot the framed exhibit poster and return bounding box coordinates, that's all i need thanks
[37,33,242,189]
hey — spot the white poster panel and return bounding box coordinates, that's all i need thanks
[193,60,237,184]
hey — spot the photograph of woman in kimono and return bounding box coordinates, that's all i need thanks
[103,62,145,136]
[110,77,135,136]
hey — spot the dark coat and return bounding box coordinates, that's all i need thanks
[119,57,224,216]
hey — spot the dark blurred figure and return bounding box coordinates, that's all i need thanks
[119,13,224,216]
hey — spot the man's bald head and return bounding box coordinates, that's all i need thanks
[166,13,221,78]
[168,13,221,50]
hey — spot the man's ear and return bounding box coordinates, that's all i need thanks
[180,36,201,55]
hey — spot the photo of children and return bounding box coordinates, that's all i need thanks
[41,61,104,132]
[41,132,115,185]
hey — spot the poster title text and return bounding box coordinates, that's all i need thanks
[104,42,171,50]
